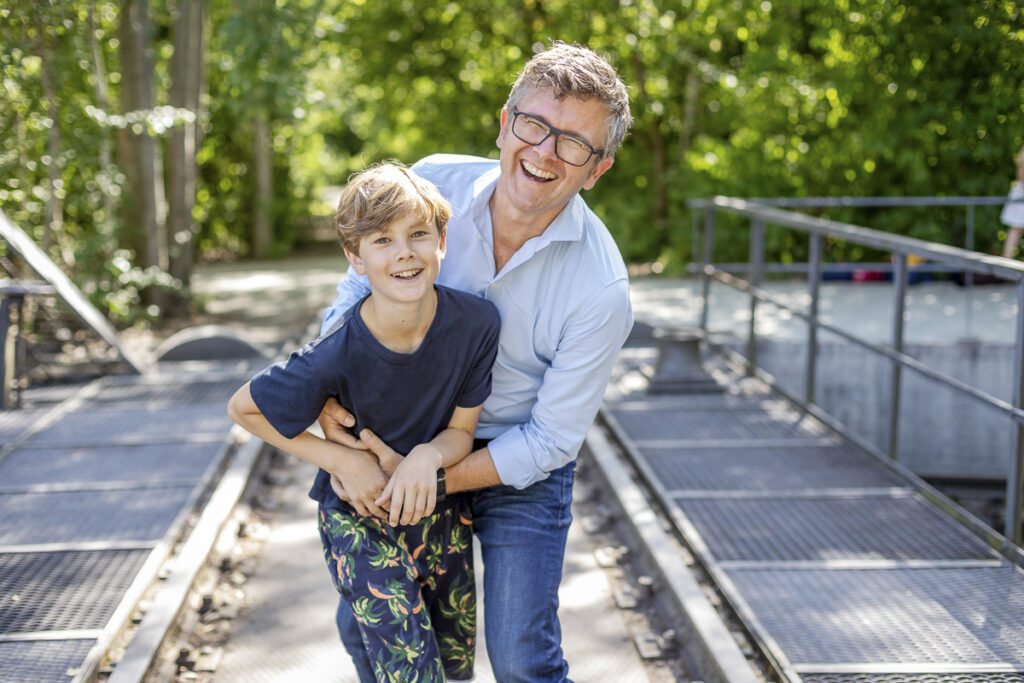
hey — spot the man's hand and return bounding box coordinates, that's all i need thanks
[359,428,403,476]
[318,397,369,451]
[376,443,442,526]
[328,448,390,519]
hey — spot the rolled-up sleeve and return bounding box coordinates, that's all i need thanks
[488,277,633,489]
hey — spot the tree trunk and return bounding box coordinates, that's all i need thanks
[118,0,165,272]
[35,14,62,255]
[631,52,668,241]
[251,110,273,259]
[167,0,205,289]
[680,68,699,154]
[88,0,115,245]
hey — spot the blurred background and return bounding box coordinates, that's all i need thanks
[1,0,1022,328]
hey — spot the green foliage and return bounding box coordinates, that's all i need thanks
[1,0,1022,326]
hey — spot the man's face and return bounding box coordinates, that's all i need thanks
[495,87,615,222]
[344,213,446,306]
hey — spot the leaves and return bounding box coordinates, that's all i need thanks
[2,0,1022,312]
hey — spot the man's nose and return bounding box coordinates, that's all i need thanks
[544,133,561,155]
[537,132,559,156]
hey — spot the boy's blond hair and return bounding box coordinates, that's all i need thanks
[335,162,451,255]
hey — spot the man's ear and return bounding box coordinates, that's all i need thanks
[582,156,614,191]
[496,107,510,149]
[343,247,366,275]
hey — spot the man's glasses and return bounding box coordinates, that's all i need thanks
[510,108,604,167]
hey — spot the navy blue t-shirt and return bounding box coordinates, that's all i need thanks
[249,285,501,507]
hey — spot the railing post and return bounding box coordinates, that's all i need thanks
[1005,279,1024,546]
[806,233,823,405]
[699,207,715,335]
[691,207,701,274]
[0,296,11,410]
[888,253,908,460]
[965,205,975,335]
[747,218,765,376]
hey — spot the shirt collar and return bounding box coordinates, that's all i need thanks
[470,168,587,248]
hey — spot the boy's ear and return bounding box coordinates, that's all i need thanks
[343,247,366,275]
[438,232,447,259]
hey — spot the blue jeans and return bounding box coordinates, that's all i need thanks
[335,462,576,683]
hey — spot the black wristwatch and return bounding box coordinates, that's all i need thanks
[436,470,447,503]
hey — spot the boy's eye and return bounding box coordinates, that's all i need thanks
[373,236,390,245]
[411,230,428,238]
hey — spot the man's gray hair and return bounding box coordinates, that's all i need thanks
[504,41,632,160]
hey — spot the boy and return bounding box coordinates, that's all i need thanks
[227,162,500,682]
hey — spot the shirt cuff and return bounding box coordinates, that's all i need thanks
[487,426,549,490]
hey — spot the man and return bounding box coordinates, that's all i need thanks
[320,41,633,682]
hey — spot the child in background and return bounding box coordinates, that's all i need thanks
[1000,144,1024,258]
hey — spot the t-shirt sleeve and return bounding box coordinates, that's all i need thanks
[457,303,501,408]
[248,334,340,439]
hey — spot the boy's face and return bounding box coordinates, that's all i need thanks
[344,213,446,306]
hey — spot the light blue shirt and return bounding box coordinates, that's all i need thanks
[322,154,633,489]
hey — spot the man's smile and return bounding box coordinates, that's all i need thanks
[521,160,556,181]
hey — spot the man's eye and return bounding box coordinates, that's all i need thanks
[524,118,548,133]
[562,136,588,152]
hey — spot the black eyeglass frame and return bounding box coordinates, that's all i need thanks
[509,108,605,167]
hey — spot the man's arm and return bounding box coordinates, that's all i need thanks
[372,404,483,525]
[315,266,372,453]
[484,279,632,489]
[321,264,370,334]
[443,445,502,492]
[228,382,389,518]
[321,280,632,493]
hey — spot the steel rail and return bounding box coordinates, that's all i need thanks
[693,195,1024,544]
[688,195,1024,209]
[704,266,1024,425]
[706,197,1024,281]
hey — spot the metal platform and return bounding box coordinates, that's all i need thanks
[601,349,1024,682]
[0,366,253,683]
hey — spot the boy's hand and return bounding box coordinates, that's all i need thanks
[328,448,390,519]
[318,397,369,451]
[359,428,403,476]
[375,444,442,526]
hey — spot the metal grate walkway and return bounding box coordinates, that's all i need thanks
[602,347,1024,682]
[0,364,253,683]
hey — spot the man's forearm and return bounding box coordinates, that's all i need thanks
[443,445,502,493]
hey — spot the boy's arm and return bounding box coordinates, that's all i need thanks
[369,404,482,526]
[227,382,389,518]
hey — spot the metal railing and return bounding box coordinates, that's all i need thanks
[687,195,1024,547]
[0,280,56,408]
[0,209,145,398]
